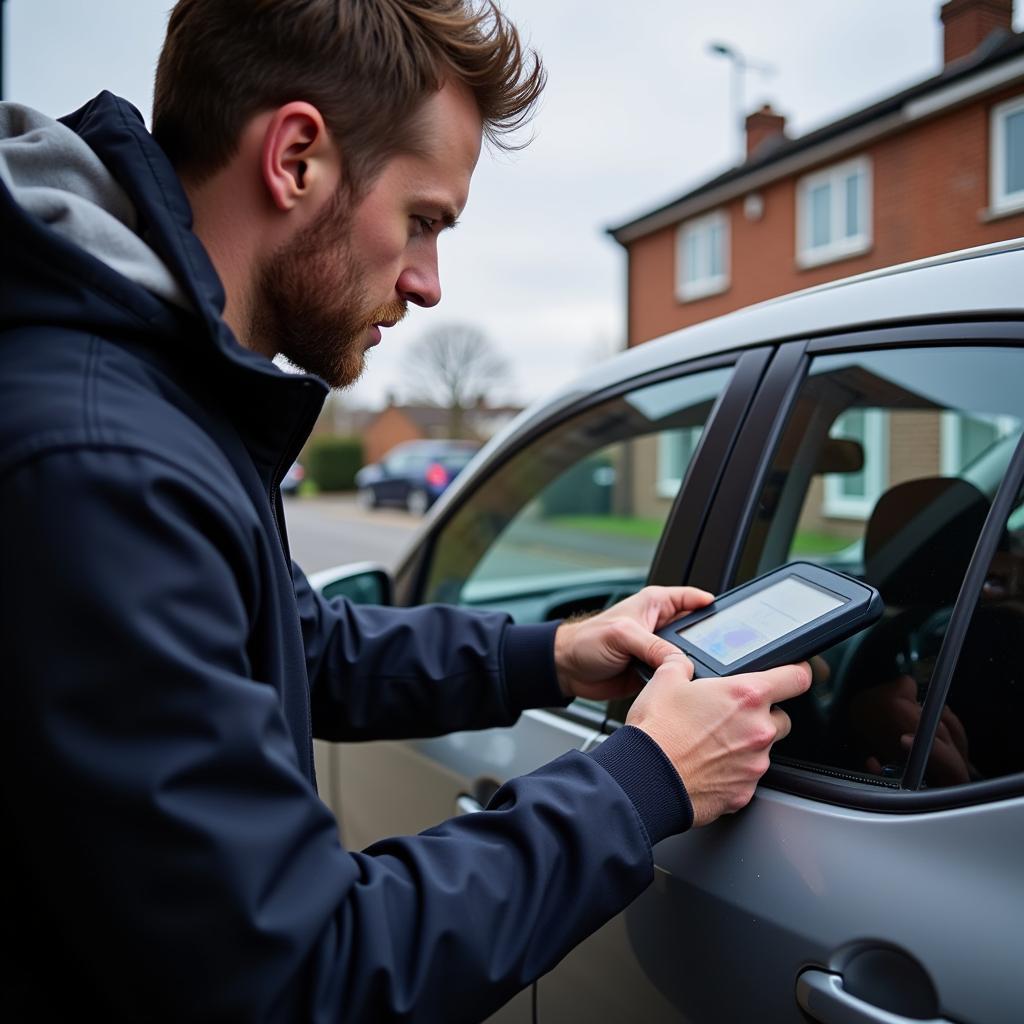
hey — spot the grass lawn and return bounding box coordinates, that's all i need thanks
[546,515,664,540]
[789,530,855,555]
[547,516,854,556]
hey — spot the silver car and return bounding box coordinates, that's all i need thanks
[311,239,1024,1024]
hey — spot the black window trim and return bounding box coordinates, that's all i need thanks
[688,341,811,592]
[646,347,772,587]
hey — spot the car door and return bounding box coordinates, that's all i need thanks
[314,347,770,1016]
[539,329,1024,1023]
[325,349,769,844]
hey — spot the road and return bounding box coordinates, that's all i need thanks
[282,495,420,574]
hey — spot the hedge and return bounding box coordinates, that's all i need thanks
[304,436,364,492]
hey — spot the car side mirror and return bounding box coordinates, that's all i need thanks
[816,438,864,474]
[308,562,394,606]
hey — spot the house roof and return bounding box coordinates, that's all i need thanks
[608,27,1024,245]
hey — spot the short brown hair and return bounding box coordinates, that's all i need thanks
[153,0,545,189]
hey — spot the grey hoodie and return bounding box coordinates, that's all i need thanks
[0,101,188,308]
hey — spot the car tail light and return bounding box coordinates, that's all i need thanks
[292,464,305,480]
[425,462,449,488]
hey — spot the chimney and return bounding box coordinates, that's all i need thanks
[745,104,786,159]
[940,0,1013,65]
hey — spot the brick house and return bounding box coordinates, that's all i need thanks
[361,398,522,466]
[608,0,1024,532]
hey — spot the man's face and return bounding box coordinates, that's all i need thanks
[251,80,483,388]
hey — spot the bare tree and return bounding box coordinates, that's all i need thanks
[406,323,511,438]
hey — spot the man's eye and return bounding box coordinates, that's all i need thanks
[413,215,436,235]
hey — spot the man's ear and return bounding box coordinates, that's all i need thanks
[259,102,340,213]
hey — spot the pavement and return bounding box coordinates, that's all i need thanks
[283,494,421,574]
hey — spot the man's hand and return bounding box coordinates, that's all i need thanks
[627,660,812,826]
[553,586,714,702]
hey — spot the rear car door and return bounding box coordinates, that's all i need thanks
[541,328,1024,1023]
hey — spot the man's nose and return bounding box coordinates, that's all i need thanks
[397,253,442,308]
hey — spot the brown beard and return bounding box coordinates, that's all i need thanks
[249,189,405,389]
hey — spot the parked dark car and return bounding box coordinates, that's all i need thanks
[311,241,1024,1023]
[354,439,480,514]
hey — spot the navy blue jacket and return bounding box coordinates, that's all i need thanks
[0,93,692,1022]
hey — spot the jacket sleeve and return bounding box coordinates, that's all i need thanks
[3,448,692,1024]
[293,565,569,742]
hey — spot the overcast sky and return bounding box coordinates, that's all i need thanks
[9,1,1022,411]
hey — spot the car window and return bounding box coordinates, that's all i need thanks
[384,452,422,474]
[421,367,735,637]
[732,346,1024,784]
[438,452,477,471]
[920,474,1024,788]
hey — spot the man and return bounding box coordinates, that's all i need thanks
[0,1,810,1020]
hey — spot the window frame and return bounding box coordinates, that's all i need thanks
[675,209,730,302]
[990,94,1024,216]
[795,155,872,269]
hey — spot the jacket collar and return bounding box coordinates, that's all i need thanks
[59,92,328,475]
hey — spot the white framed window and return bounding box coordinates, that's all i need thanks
[823,408,888,519]
[656,427,704,498]
[990,95,1024,215]
[941,411,1020,475]
[675,210,729,302]
[796,156,872,269]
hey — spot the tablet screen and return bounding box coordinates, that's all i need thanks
[677,576,845,666]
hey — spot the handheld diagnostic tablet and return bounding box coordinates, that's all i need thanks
[637,562,883,681]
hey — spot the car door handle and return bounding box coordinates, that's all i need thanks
[797,970,953,1024]
[455,794,484,815]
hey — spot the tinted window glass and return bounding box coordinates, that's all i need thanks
[734,346,1024,783]
[918,474,1024,787]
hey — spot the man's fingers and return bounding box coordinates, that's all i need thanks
[770,704,792,743]
[748,662,813,704]
[650,653,695,683]
[661,585,714,620]
[637,585,714,629]
[643,633,695,679]
[606,617,686,673]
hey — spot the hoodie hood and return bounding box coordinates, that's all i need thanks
[0,103,189,310]
[0,92,326,473]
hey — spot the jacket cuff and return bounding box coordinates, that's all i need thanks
[502,621,570,711]
[589,725,694,845]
